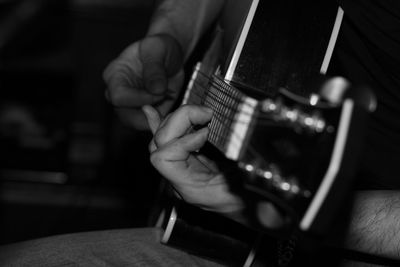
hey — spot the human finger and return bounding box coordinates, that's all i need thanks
[139,37,168,95]
[150,127,210,175]
[105,62,164,107]
[142,105,162,134]
[154,105,213,147]
[139,35,184,95]
[154,69,184,116]
[115,108,151,130]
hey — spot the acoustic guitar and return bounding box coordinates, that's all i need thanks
[157,0,375,266]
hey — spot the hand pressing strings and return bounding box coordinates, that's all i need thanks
[142,104,245,214]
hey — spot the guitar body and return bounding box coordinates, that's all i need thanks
[158,200,267,267]
[160,0,375,266]
[202,0,340,96]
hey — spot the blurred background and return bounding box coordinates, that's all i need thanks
[0,0,163,244]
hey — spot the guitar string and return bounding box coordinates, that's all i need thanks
[204,75,248,107]
[183,81,307,161]
[190,71,248,105]
[188,86,242,122]
[188,73,264,121]
[187,80,258,146]
[188,91,308,158]
[189,81,309,126]
[184,72,321,178]
[188,83,240,120]
[210,72,270,100]
[208,112,252,151]
[208,106,269,165]
[184,71,308,149]
[188,81,241,108]
[186,81,253,149]
[193,92,247,124]
[189,85,240,112]
[192,71,307,123]
[188,86,276,142]
[187,85,258,150]
[188,80,254,117]
[196,71,262,104]
[188,86,253,127]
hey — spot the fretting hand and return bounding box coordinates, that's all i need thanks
[143,104,245,214]
[143,104,284,228]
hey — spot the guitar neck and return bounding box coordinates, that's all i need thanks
[183,67,258,161]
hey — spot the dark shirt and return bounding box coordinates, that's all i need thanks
[330,0,400,189]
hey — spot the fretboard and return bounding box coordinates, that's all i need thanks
[182,64,258,160]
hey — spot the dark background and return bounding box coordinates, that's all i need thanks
[0,0,163,244]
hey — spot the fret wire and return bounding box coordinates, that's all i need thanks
[208,90,217,143]
[188,84,255,127]
[209,80,247,116]
[189,87,239,117]
[220,85,230,149]
[203,97,278,125]
[187,89,256,124]
[216,86,224,149]
[212,85,230,149]
[185,73,259,151]
[209,80,243,103]
[189,81,253,116]
[186,76,283,156]
[206,94,228,148]
[225,88,235,147]
[215,87,225,147]
[195,71,257,107]
[201,75,246,103]
[191,76,244,105]
[207,86,219,144]
[206,97,236,143]
[226,84,236,145]
[192,95,257,153]
[207,110,247,150]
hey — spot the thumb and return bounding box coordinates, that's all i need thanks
[150,127,209,169]
[179,127,210,154]
[140,42,167,95]
[139,35,183,95]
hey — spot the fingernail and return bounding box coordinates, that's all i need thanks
[142,105,161,134]
[142,105,157,124]
[142,105,151,118]
[142,105,156,116]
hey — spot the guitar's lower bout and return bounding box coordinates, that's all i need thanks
[159,200,282,267]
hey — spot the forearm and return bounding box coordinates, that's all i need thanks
[147,0,225,59]
[345,190,400,259]
[226,190,400,259]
